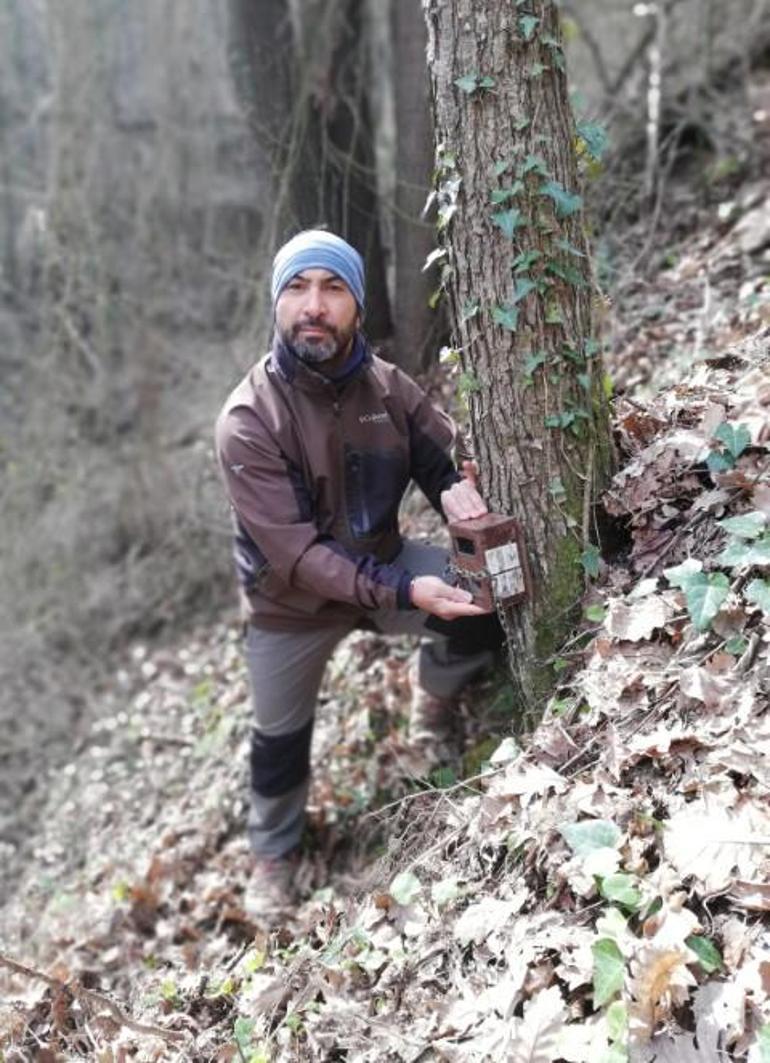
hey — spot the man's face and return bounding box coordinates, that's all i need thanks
[275,268,360,364]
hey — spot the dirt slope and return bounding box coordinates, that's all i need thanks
[2,181,770,1062]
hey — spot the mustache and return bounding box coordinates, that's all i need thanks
[293,319,337,335]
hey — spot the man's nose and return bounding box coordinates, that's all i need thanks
[302,286,326,317]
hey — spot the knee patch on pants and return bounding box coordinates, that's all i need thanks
[250,718,313,798]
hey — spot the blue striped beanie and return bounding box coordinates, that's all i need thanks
[271,230,365,310]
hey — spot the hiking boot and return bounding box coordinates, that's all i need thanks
[243,850,300,923]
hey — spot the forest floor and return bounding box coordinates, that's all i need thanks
[2,148,770,1062]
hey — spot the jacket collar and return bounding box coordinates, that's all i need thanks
[271,332,371,392]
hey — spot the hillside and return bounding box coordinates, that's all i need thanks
[2,181,770,1061]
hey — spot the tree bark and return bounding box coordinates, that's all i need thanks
[423,0,613,721]
[391,0,441,372]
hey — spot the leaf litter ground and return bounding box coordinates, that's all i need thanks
[2,224,770,1061]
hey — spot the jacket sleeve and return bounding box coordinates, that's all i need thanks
[396,370,462,516]
[216,406,414,611]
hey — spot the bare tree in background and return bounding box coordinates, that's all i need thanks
[391,0,441,373]
[227,0,392,339]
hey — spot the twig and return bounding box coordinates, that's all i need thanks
[361,763,504,821]
[0,951,187,1045]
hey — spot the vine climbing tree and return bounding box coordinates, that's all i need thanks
[423,0,615,720]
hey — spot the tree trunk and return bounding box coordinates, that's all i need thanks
[391,0,441,372]
[226,0,319,241]
[423,0,614,721]
[318,0,393,340]
[228,0,393,340]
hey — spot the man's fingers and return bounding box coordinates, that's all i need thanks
[438,584,474,604]
[461,459,479,488]
[437,600,491,619]
[443,480,488,521]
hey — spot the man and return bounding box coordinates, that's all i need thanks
[216,230,501,920]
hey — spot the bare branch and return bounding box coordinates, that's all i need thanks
[0,951,188,1046]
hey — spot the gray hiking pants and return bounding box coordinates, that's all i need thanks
[243,539,500,856]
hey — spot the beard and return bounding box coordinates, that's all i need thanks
[280,318,356,364]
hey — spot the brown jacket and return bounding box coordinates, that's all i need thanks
[215,335,460,630]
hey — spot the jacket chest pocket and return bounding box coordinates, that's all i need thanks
[344,445,409,540]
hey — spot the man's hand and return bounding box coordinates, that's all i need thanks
[441,459,488,522]
[410,575,491,619]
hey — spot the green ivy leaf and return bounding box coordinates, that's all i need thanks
[512,276,537,303]
[749,535,770,563]
[539,179,583,217]
[546,259,586,286]
[519,15,539,40]
[492,304,519,331]
[431,877,462,908]
[719,533,770,568]
[454,73,479,94]
[581,544,601,579]
[713,421,751,459]
[717,538,754,567]
[556,237,586,258]
[461,299,480,322]
[389,870,422,906]
[457,371,482,396]
[562,819,621,857]
[520,153,549,177]
[523,349,546,379]
[606,1001,628,1043]
[746,578,770,613]
[663,557,703,589]
[592,938,625,1006]
[684,571,730,631]
[576,119,609,161]
[234,1017,257,1050]
[490,181,524,204]
[599,874,642,911]
[545,299,563,324]
[545,411,575,429]
[492,207,526,239]
[685,935,723,973]
[725,634,748,655]
[577,372,591,390]
[707,450,735,474]
[477,74,496,89]
[512,249,542,273]
[160,978,178,1002]
[529,61,548,78]
[717,511,767,539]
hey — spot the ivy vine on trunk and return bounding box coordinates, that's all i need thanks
[423,0,615,722]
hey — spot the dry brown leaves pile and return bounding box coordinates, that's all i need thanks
[2,316,770,1058]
